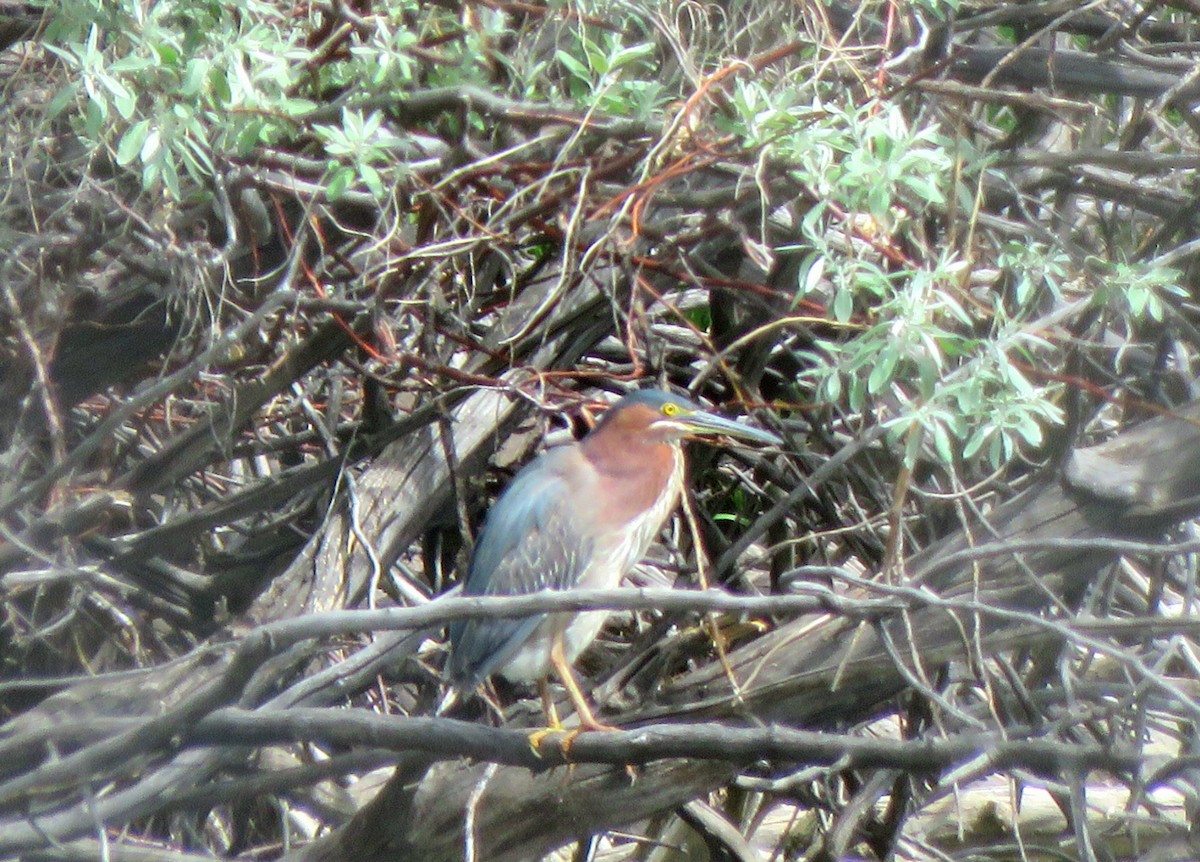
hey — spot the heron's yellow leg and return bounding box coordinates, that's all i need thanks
[527,678,564,755]
[549,630,616,732]
[530,633,620,757]
[539,676,562,728]
[548,631,621,761]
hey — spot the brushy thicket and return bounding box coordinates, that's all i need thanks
[5,1,1200,860]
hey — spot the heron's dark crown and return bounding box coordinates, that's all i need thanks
[594,389,697,428]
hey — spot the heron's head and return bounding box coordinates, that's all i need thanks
[592,389,781,446]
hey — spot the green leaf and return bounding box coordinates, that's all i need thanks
[281,98,317,117]
[47,82,80,120]
[962,426,989,460]
[84,97,105,137]
[847,374,865,413]
[903,421,924,467]
[824,372,842,402]
[142,158,161,191]
[916,353,938,398]
[796,253,825,299]
[325,166,355,200]
[832,288,853,323]
[932,420,955,464]
[182,58,208,96]
[361,110,382,138]
[954,382,981,413]
[154,43,181,66]
[1127,285,1147,317]
[1014,413,1043,446]
[140,126,162,162]
[235,118,266,154]
[208,67,231,104]
[904,175,944,205]
[160,156,181,199]
[105,78,138,120]
[610,43,655,70]
[992,432,1009,464]
[116,120,151,165]
[360,163,385,199]
[180,133,215,176]
[555,49,589,81]
[867,349,897,395]
[109,55,151,74]
[582,37,608,75]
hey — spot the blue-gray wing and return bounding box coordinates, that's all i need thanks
[447,447,594,689]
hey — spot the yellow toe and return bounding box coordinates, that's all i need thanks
[527,725,562,757]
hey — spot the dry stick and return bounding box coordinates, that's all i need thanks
[0,283,304,518]
[179,708,1144,777]
[679,485,745,708]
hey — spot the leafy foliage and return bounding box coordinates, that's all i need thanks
[4,0,1200,859]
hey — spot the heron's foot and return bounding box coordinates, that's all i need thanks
[558,722,638,781]
[558,717,619,759]
[527,711,617,758]
[527,723,566,756]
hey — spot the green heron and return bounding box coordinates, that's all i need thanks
[447,389,780,729]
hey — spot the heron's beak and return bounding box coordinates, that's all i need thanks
[681,410,782,445]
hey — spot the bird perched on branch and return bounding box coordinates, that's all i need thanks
[447,389,780,730]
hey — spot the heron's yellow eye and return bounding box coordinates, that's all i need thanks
[662,403,679,416]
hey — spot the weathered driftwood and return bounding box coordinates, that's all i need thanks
[281,401,1200,862]
[731,775,1186,862]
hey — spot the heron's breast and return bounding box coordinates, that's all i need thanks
[586,445,684,582]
